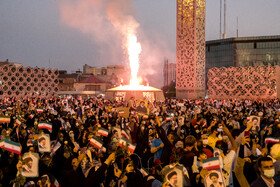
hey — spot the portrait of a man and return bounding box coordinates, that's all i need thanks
[21,153,39,178]
[22,157,33,173]
[38,134,51,153]
[136,101,148,114]
[205,170,225,187]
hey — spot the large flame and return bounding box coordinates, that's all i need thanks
[128,34,141,86]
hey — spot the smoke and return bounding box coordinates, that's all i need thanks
[59,0,123,64]
[59,0,173,87]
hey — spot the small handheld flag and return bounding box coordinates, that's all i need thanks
[0,140,4,148]
[29,114,34,119]
[89,137,103,149]
[0,116,10,123]
[4,140,21,155]
[97,128,109,137]
[38,121,52,132]
[15,119,22,127]
[121,130,130,139]
[36,108,44,113]
[265,137,280,144]
[128,143,136,153]
[119,110,125,115]
[203,157,220,170]
[118,137,130,148]
[166,117,172,122]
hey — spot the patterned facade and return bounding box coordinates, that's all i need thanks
[206,35,280,77]
[0,65,59,98]
[207,66,280,99]
[176,0,206,99]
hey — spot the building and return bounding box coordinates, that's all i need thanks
[176,0,206,99]
[83,64,128,85]
[206,35,280,75]
[58,71,80,91]
[75,75,111,92]
[0,59,22,68]
[163,59,176,87]
[58,70,112,97]
[0,64,59,98]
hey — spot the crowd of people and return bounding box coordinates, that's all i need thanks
[0,97,280,187]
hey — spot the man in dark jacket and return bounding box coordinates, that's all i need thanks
[251,156,280,187]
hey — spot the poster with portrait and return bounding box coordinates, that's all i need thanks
[204,170,225,187]
[136,100,149,115]
[21,152,39,178]
[247,116,260,131]
[164,168,183,187]
[37,134,51,153]
[112,127,122,140]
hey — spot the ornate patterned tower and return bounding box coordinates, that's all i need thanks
[176,0,205,99]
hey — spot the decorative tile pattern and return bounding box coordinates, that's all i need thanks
[207,66,278,99]
[0,65,59,98]
[176,0,205,98]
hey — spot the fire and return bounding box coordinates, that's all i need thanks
[127,34,141,86]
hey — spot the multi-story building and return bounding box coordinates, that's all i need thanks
[83,64,128,85]
[206,35,280,75]
[163,59,176,87]
[58,69,113,97]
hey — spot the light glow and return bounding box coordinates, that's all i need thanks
[127,34,141,86]
[109,85,161,91]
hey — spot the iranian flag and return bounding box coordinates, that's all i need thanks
[119,110,125,115]
[97,128,109,137]
[38,121,52,132]
[143,114,148,119]
[118,137,130,148]
[265,137,280,144]
[121,130,130,139]
[36,108,44,113]
[131,105,136,110]
[128,143,136,153]
[149,101,154,109]
[0,140,4,148]
[14,119,22,126]
[108,114,112,118]
[89,137,103,149]
[203,157,220,170]
[131,111,135,116]
[4,140,21,155]
[166,117,172,122]
[29,114,34,119]
[0,116,10,123]
[140,168,149,177]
